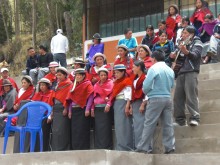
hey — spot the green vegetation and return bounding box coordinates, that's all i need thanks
[0,0,83,76]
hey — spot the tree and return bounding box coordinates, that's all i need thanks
[32,0,36,48]
[14,0,20,37]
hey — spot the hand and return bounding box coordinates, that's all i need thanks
[91,110,95,117]
[178,44,189,55]
[105,97,109,102]
[0,108,4,114]
[85,111,90,117]
[104,105,110,113]
[170,52,177,59]
[47,118,52,124]
[68,112,72,119]
[62,109,68,116]
[139,103,146,114]
[125,104,130,117]
[13,104,19,111]
[129,105,133,115]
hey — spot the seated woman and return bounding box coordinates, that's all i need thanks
[13,75,35,153]
[109,64,133,151]
[114,45,134,77]
[198,14,217,43]
[91,68,113,149]
[88,53,112,85]
[152,30,175,67]
[67,68,94,150]
[44,61,59,90]
[51,67,73,151]
[136,44,153,71]
[32,78,54,151]
[0,79,17,119]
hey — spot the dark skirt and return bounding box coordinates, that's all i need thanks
[51,103,71,151]
[71,107,90,150]
[94,106,113,149]
[13,100,31,153]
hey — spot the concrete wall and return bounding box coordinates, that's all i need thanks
[0,150,220,165]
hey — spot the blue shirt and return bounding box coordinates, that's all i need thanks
[143,62,174,98]
[118,37,138,55]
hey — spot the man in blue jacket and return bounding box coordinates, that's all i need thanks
[136,50,175,154]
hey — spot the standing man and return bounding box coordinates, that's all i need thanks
[171,26,203,126]
[50,29,69,67]
[118,28,138,58]
[136,50,175,154]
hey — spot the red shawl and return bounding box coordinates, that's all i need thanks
[143,56,153,69]
[67,79,94,108]
[0,77,19,95]
[14,85,35,105]
[114,58,134,77]
[53,78,73,106]
[88,64,113,82]
[94,79,113,100]
[190,8,212,24]
[32,90,55,106]
[110,77,132,102]
[44,72,56,83]
[132,74,146,101]
[166,15,182,32]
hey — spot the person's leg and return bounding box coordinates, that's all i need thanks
[58,53,67,68]
[29,68,38,85]
[38,68,49,81]
[174,74,187,125]
[184,72,200,123]
[136,98,164,152]
[161,98,175,153]
[53,54,60,65]
[209,35,218,54]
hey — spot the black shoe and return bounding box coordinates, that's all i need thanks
[164,149,175,154]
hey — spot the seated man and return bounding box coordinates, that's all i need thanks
[29,45,53,85]
[204,23,220,63]
[22,47,39,75]
[0,68,19,95]
[141,25,157,50]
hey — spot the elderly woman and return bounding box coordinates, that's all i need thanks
[91,67,113,149]
[131,60,148,149]
[44,61,59,90]
[13,75,35,153]
[88,53,112,85]
[114,45,134,77]
[109,64,133,151]
[136,44,153,71]
[0,79,17,118]
[51,67,73,151]
[32,78,54,151]
[67,68,94,150]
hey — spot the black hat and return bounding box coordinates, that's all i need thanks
[92,33,102,40]
[1,79,12,86]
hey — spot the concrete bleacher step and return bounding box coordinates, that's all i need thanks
[198,79,220,90]
[0,150,220,165]
[185,111,220,124]
[153,137,220,154]
[200,63,220,74]
[199,89,220,101]
[199,99,220,112]
[199,70,220,80]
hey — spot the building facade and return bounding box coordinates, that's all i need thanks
[83,0,220,62]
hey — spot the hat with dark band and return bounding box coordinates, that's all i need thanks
[116,44,129,51]
[1,79,12,86]
[56,67,69,75]
[74,68,86,74]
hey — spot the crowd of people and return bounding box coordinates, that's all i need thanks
[0,0,219,154]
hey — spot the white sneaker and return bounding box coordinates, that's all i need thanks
[189,120,199,126]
